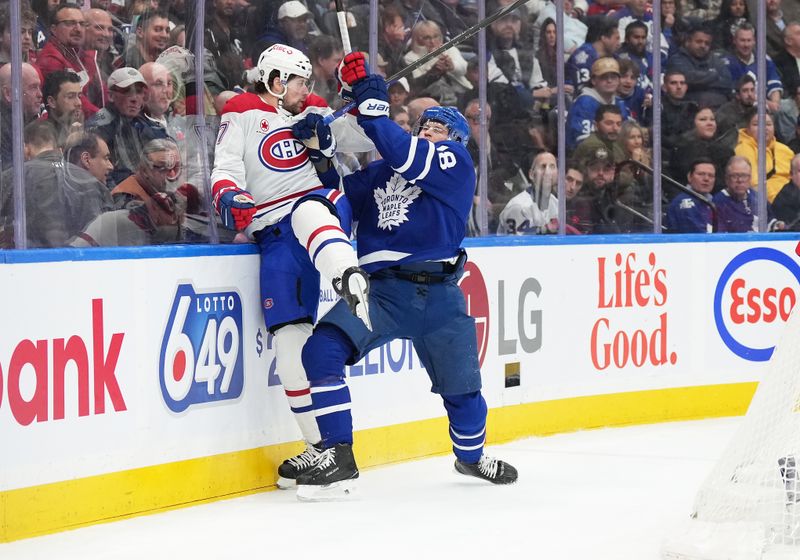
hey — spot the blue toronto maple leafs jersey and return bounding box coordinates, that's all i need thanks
[337,117,475,273]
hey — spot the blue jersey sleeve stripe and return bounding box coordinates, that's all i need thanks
[394,135,418,174]
[410,141,435,182]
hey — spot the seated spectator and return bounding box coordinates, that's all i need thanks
[776,83,800,144]
[567,58,630,151]
[251,1,312,60]
[711,0,750,51]
[533,2,587,56]
[572,103,627,169]
[671,106,736,193]
[772,153,800,231]
[405,20,472,106]
[42,70,84,146]
[140,61,173,127]
[678,0,721,21]
[665,157,716,233]
[388,78,411,114]
[205,0,247,91]
[724,22,782,113]
[616,58,650,124]
[0,3,37,65]
[497,151,559,235]
[617,20,653,92]
[567,148,620,234]
[63,131,114,187]
[118,9,170,69]
[565,16,620,95]
[773,23,800,100]
[84,8,116,82]
[37,3,108,118]
[713,155,783,232]
[660,69,696,165]
[0,62,42,169]
[308,35,343,108]
[0,121,112,248]
[715,74,756,138]
[666,24,733,109]
[660,0,689,56]
[407,97,439,126]
[734,110,793,203]
[390,106,411,132]
[765,0,798,59]
[86,67,169,188]
[377,4,408,79]
[618,120,651,166]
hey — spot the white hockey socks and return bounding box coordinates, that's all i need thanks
[274,323,321,444]
[291,198,358,283]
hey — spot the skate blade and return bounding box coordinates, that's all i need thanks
[276,476,296,489]
[296,479,358,502]
[347,275,372,331]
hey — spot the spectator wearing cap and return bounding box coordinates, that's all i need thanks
[251,0,312,60]
[405,20,472,106]
[42,70,85,146]
[665,24,733,109]
[86,67,169,188]
[715,74,756,138]
[568,148,620,234]
[665,157,717,233]
[0,62,42,170]
[118,9,170,70]
[572,104,627,169]
[308,34,343,108]
[772,153,800,231]
[734,109,794,203]
[565,16,620,95]
[388,77,410,114]
[567,57,630,150]
[205,0,246,91]
[37,3,108,118]
[724,22,783,114]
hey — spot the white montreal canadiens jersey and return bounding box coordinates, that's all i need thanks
[210,93,371,237]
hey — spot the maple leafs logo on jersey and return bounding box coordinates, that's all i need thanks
[374,173,421,230]
[573,50,589,65]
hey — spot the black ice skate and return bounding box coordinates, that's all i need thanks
[296,443,359,501]
[276,444,322,489]
[333,267,372,331]
[455,455,518,485]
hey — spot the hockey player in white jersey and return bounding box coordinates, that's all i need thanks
[497,151,560,235]
[210,43,371,489]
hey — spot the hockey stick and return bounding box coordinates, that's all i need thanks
[323,0,531,124]
[335,0,352,54]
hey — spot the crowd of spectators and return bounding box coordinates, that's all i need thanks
[0,0,799,248]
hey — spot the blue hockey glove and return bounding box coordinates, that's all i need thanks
[352,74,389,119]
[292,113,337,159]
[216,188,257,231]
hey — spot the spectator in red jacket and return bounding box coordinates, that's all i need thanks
[37,3,107,118]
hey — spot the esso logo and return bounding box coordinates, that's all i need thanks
[458,260,489,367]
[714,247,800,362]
[159,284,245,413]
[258,128,308,172]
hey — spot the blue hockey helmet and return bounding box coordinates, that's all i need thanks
[416,106,470,146]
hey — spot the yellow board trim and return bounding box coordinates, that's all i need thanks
[0,382,757,543]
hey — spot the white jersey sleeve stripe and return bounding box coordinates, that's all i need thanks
[410,141,435,182]
[393,135,418,174]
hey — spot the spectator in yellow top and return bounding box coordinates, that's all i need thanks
[734,109,794,203]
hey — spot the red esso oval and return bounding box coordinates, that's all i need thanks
[728,277,796,325]
[458,260,489,368]
[258,129,308,172]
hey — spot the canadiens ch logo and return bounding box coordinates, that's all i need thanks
[258,128,308,172]
[374,174,420,230]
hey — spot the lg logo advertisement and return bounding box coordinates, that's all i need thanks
[160,284,245,413]
[714,247,800,362]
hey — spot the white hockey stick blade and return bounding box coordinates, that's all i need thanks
[296,480,358,502]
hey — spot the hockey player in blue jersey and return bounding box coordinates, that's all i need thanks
[290,52,518,500]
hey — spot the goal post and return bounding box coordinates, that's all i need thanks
[662,307,800,560]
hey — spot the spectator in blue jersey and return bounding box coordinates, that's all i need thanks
[666,24,734,109]
[289,53,518,499]
[617,20,653,91]
[772,154,800,231]
[567,57,630,151]
[713,156,784,232]
[724,22,782,114]
[666,157,717,233]
[617,58,650,124]
[565,16,620,95]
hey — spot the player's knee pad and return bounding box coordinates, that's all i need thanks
[292,189,353,238]
[302,323,355,385]
[274,322,313,390]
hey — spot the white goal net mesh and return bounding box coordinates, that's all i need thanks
[663,308,800,560]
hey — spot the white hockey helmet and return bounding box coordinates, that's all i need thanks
[256,43,313,89]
